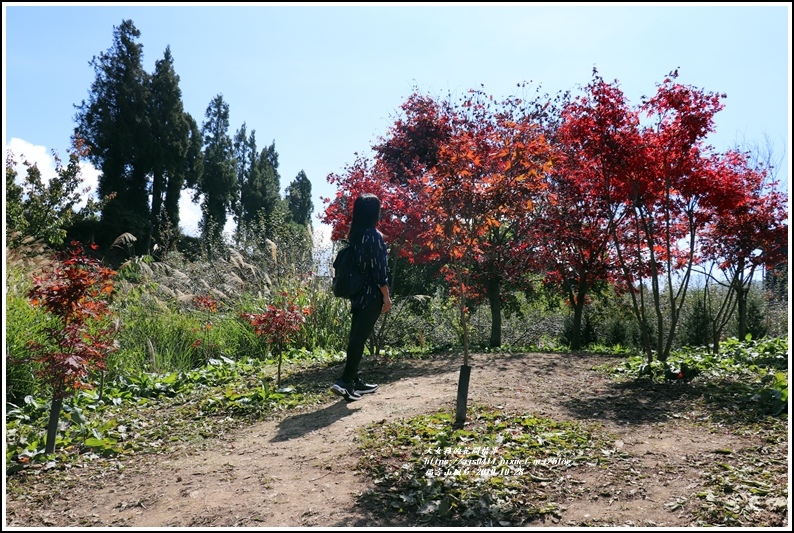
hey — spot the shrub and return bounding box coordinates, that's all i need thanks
[681,297,713,348]
[20,241,119,454]
[5,289,53,403]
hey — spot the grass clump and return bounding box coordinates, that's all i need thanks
[356,404,617,526]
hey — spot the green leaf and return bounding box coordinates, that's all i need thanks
[69,407,87,425]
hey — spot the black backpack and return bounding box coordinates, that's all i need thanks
[332,241,365,299]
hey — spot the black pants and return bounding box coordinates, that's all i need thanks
[341,292,383,383]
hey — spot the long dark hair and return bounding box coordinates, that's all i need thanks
[347,193,381,245]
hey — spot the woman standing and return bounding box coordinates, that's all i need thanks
[330,193,392,401]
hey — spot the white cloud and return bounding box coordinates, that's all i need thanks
[5,138,99,211]
[7,139,55,191]
[78,162,100,207]
[6,139,53,174]
[179,188,202,237]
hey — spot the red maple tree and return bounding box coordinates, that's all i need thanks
[241,294,312,388]
[698,148,788,350]
[24,241,118,454]
[367,88,554,348]
[608,69,729,362]
[534,71,643,349]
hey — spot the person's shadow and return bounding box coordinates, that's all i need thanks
[270,398,360,442]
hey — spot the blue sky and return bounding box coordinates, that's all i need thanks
[3,2,791,248]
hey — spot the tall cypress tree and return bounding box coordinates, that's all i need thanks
[232,123,248,232]
[73,19,151,249]
[255,141,283,239]
[148,46,199,252]
[233,123,259,244]
[267,169,313,275]
[198,94,237,254]
[166,113,203,239]
[285,170,313,226]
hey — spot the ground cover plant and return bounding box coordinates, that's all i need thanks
[607,336,789,420]
[349,337,788,527]
[356,404,616,526]
[5,346,787,527]
[5,353,343,472]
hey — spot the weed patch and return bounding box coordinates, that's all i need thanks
[356,404,617,526]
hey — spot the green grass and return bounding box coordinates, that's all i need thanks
[4,353,343,471]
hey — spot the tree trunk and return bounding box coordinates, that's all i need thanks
[487,275,502,348]
[711,327,722,354]
[277,348,283,389]
[163,172,184,251]
[45,396,63,454]
[457,269,470,367]
[453,364,471,429]
[454,268,471,429]
[736,286,749,339]
[569,280,588,350]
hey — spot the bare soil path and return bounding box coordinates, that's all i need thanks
[4,351,788,528]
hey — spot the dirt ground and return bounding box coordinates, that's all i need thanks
[3,350,789,528]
